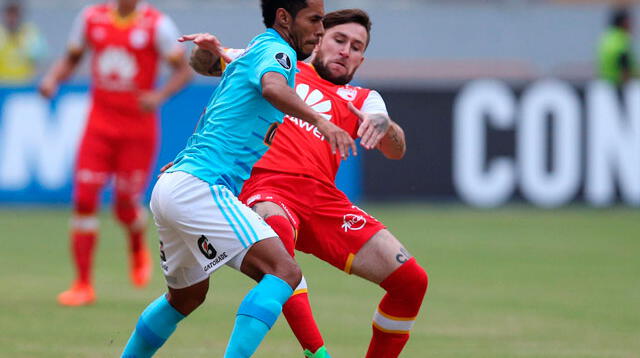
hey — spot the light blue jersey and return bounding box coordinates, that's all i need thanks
[169,29,297,195]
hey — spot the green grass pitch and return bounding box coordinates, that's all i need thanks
[0,205,638,357]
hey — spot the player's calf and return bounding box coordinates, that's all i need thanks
[366,258,428,358]
[224,238,301,357]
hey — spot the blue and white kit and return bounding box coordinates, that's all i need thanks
[152,29,298,288]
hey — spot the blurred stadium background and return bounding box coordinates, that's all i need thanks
[1,0,639,357]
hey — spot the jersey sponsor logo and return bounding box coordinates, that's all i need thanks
[203,251,228,271]
[337,86,358,101]
[197,235,217,259]
[296,83,332,120]
[97,46,138,90]
[275,52,292,70]
[129,28,149,49]
[159,240,167,262]
[342,213,367,232]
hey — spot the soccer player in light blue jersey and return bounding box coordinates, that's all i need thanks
[120,1,357,357]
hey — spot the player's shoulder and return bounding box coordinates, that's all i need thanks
[250,30,294,54]
[139,3,164,19]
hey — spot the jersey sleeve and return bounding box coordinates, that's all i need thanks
[220,48,246,72]
[155,14,184,59]
[360,90,389,115]
[248,42,297,90]
[67,6,89,52]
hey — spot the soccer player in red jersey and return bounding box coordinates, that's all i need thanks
[39,0,192,306]
[187,9,428,358]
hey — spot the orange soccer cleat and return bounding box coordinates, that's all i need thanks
[130,248,152,288]
[57,281,96,306]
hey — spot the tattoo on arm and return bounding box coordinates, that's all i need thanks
[379,123,406,156]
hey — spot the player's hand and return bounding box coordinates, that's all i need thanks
[139,91,165,112]
[178,33,233,64]
[158,162,174,178]
[348,102,391,150]
[315,118,357,160]
[38,78,58,99]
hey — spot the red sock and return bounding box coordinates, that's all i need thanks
[366,258,428,358]
[283,289,325,353]
[264,215,325,353]
[128,230,144,253]
[71,231,97,285]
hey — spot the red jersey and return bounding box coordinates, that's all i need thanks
[68,2,181,137]
[253,62,372,185]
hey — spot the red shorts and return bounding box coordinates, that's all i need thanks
[74,120,158,199]
[239,168,385,273]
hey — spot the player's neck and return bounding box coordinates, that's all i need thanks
[117,5,136,18]
[270,26,295,50]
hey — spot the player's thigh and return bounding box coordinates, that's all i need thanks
[299,198,384,273]
[252,201,288,219]
[238,237,301,288]
[351,229,413,285]
[152,173,274,289]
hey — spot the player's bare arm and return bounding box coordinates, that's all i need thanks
[377,121,406,160]
[139,49,192,112]
[39,48,84,98]
[348,102,392,149]
[261,71,357,159]
[179,33,233,77]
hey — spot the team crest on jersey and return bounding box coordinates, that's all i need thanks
[275,52,292,70]
[337,86,358,101]
[341,213,367,232]
[129,28,149,49]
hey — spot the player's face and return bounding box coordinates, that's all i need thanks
[312,23,367,85]
[3,5,20,31]
[290,0,325,61]
[117,0,140,10]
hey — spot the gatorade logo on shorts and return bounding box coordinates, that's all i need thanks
[342,214,366,232]
[198,235,218,260]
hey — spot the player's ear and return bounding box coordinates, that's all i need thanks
[275,8,293,30]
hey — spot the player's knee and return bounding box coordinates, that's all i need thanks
[114,195,138,225]
[166,290,207,316]
[384,258,428,304]
[74,189,99,215]
[272,257,302,290]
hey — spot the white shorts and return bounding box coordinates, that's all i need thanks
[150,171,277,289]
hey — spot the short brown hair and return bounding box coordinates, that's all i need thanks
[322,9,372,48]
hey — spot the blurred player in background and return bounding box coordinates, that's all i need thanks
[120,1,358,357]
[0,0,47,83]
[39,0,192,306]
[187,9,428,358]
[598,7,637,86]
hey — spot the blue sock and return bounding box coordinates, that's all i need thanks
[121,294,185,358]
[224,274,294,358]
